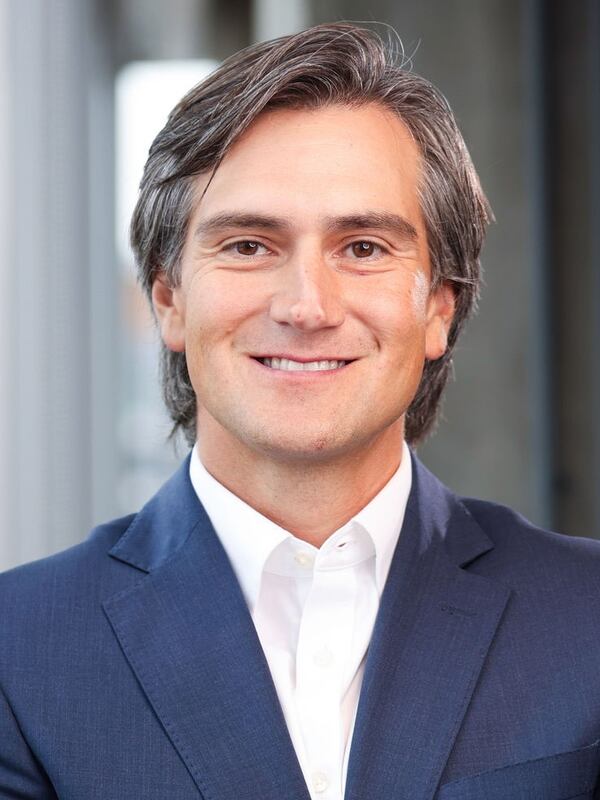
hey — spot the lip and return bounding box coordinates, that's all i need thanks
[249,355,355,377]
[249,354,357,363]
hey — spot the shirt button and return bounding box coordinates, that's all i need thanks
[313,646,334,668]
[312,772,329,793]
[294,551,314,568]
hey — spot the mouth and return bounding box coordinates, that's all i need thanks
[253,356,353,372]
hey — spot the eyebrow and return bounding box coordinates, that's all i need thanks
[325,213,418,242]
[193,211,419,243]
[194,213,289,238]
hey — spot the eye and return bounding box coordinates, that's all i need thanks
[347,240,383,258]
[225,240,268,257]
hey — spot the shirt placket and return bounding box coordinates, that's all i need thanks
[295,561,356,800]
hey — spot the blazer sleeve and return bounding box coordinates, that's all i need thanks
[0,682,57,799]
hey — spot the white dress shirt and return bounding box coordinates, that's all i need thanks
[189,443,412,800]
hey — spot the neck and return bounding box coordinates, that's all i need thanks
[196,419,405,548]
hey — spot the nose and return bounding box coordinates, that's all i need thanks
[269,251,345,331]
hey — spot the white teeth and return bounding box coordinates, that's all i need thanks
[261,357,346,371]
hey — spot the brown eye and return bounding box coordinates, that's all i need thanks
[235,241,261,256]
[351,241,376,258]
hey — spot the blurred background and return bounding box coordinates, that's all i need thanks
[0,0,598,571]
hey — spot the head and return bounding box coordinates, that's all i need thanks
[131,23,490,449]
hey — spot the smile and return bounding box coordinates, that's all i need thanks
[256,357,348,371]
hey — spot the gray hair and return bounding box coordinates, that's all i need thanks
[130,22,491,446]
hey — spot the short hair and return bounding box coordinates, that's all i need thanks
[130,22,491,446]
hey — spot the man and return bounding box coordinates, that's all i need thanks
[1,22,600,800]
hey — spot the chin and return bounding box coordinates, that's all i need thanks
[246,425,371,465]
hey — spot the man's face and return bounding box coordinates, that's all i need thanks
[153,103,454,464]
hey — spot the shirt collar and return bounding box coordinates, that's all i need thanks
[189,442,412,611]
[354,440,412,590]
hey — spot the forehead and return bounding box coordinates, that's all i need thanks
[190,103,424,227]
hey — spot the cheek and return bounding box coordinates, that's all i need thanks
[183,275,262,353]
[353,276,429,349]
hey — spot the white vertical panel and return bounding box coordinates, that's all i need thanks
[0,0,13,568]
[115,60,217,268]
[6,0,52,568]
[0,0,101,570]
[88,2,119,529]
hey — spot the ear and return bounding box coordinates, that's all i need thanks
[151,272,186,353]
[424,281,456,360]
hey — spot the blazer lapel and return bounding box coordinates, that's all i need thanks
[102,459,310,800]
[345,455,511,800]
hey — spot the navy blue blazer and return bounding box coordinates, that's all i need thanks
[1,453,600,799]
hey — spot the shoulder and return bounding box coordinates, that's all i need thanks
[0,455,197,625]
[0,512,134,580]
[0,512,147,700]
[458,494,600,592]
[0,514,136,631]
[461,494,600,556]
[413,454,600,578]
